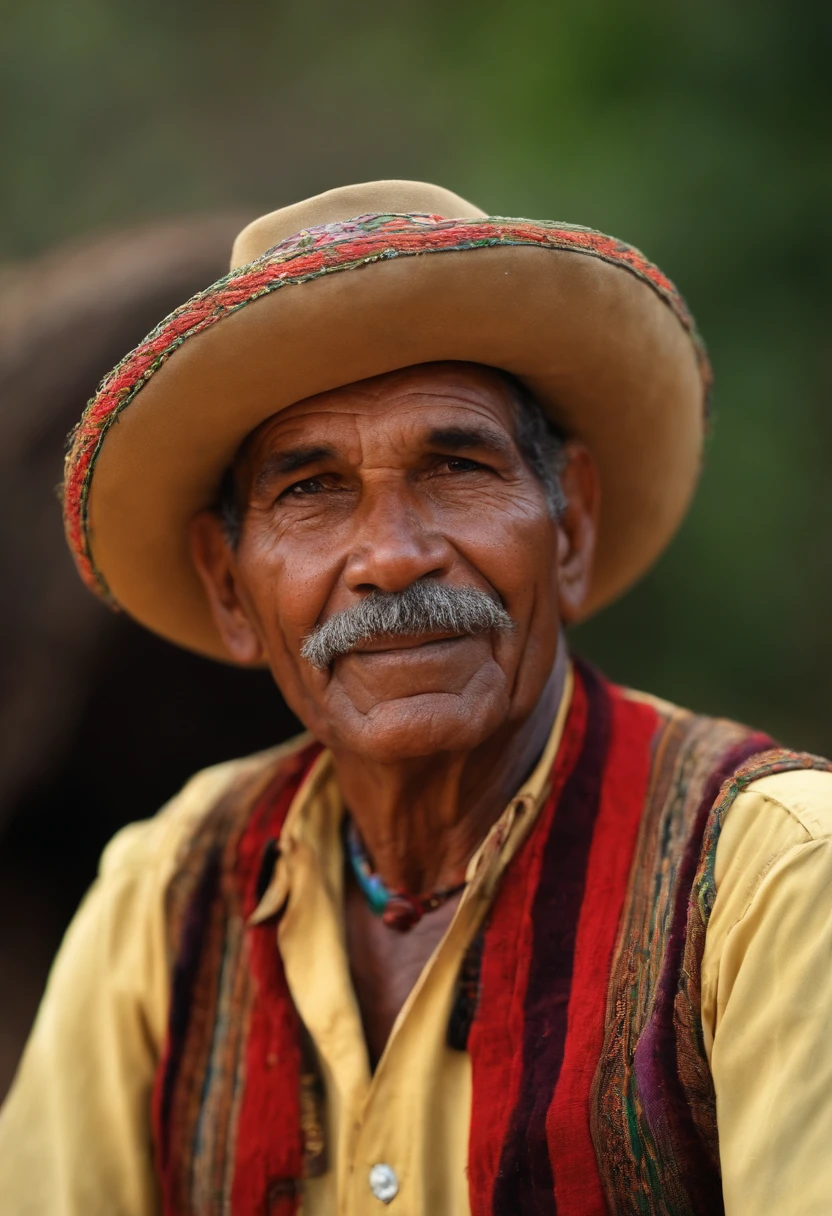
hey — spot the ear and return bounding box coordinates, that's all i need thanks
[189,511,265,664]
[555,441,600,625]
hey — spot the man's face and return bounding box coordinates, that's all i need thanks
[194,363,585,763]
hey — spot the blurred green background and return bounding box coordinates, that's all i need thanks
[0,0,830,1093]
[3,0,829,748]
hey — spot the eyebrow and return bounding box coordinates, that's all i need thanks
[425,425,514,459]
[248,425,514,498]
[251,445,336,497]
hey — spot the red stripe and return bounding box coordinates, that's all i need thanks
[546,687,658,1212]
[493,662,612,1213]
[467,674,589,1213]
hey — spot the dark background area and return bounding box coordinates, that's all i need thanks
[1,0,830,1093]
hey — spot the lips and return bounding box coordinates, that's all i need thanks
[349,632,466,656]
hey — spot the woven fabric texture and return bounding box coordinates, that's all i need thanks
[147,663,821,1214]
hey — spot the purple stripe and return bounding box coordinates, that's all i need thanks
[492,660,612,1215]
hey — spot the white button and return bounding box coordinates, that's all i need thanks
[368,1162,398,1203]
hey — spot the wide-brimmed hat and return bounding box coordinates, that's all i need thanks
[63,179,710,662]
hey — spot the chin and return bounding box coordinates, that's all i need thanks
[332,689,510,764]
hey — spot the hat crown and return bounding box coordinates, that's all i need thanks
[229,179,486,269]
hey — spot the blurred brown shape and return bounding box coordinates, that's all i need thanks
[0,215,241,818]
[0,216,298,1095]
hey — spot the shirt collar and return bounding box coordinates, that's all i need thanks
[250,661,574,926]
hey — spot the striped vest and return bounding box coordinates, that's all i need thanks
[151,662,831,1214]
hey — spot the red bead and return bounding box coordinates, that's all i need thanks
[382,896,423,932]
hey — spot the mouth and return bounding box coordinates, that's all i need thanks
[349,631,467,657]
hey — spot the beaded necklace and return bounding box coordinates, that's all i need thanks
[344,815,467,932]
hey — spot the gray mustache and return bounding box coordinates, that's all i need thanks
[301,580,515,670]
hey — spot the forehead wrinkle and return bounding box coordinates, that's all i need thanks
[380,383,512,414]
[381,388,518,444]
[279,367,513,423]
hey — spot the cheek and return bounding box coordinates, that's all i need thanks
[236,534,342,736]
[236,527,340,682]
[451,499,561,698]
[451,495,559,615]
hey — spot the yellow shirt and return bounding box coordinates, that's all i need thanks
[1,679,832,1215]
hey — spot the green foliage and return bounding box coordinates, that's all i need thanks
[2,0,829,747]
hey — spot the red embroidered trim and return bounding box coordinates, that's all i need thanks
[62,213,709,602]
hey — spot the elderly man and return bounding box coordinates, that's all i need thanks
[2,181,831,1216]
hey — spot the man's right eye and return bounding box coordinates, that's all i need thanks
[280,477,326,498]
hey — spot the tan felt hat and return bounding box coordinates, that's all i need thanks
[63,179,710,662]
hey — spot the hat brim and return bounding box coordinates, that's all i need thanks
[64,214,708,662]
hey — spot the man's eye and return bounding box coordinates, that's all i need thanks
[282,477,326,498]
[445,457,483,473]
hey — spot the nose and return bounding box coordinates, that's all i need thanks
[342,483,452,595]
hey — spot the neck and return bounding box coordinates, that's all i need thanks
[331,643,568,893]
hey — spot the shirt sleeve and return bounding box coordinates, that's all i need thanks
[0,815,171,1216]
[705,775,832,1216]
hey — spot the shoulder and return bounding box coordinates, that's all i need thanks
[701,758,832,1064]
[737,765,832,842]
[615,683,832,819]
[702,755,832,1029]
[612,675,832,873]
[99,731,316,887]
[612,683,778,790]
[713,761,832,903]
[614,683,759,752]
[62,732,318,1038]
